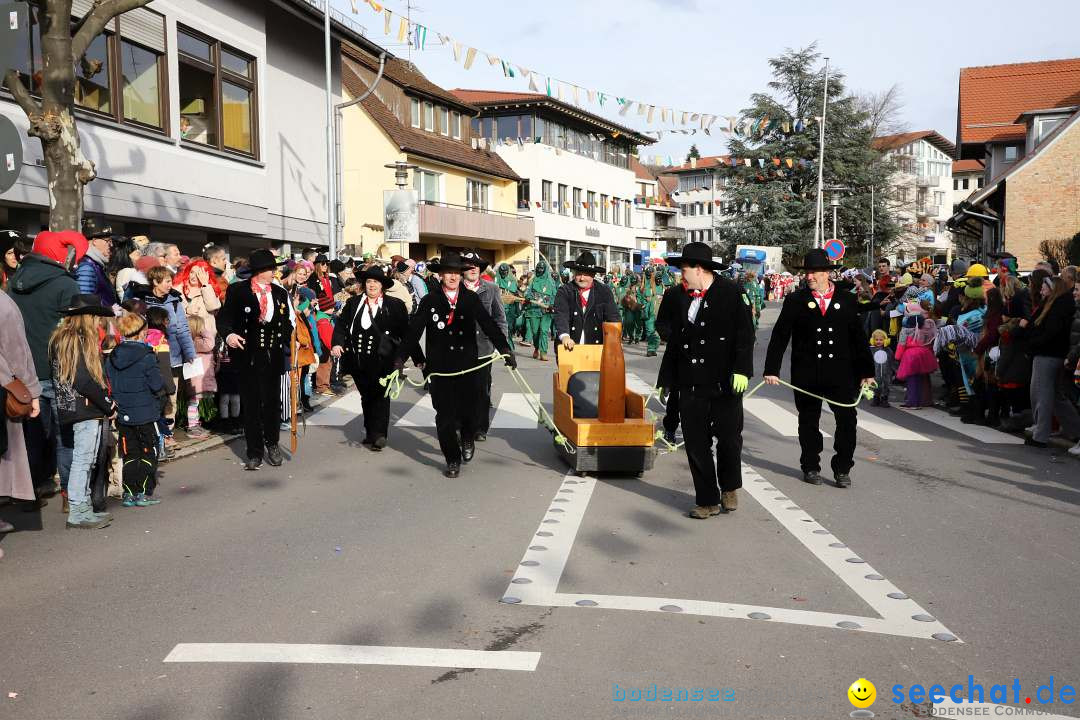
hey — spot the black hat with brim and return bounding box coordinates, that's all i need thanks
[796,248,841,271]
[313,254,330,264]
[564,251,605,275]
[668,242,727,271]
[249,249,289,274]
[60,294,114,317]
[428,251,476,273]
[460,250,489,271]
[355,265,396,290]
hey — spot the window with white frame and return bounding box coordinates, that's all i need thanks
[466,179,489,211]
[624,200,631,227]
[439,106,449,136]
[587,191,597,220]
[612,197,621,225]
[542,180,553,212]
[558,184,568,215]
[600,194,609,223]
[412,169,440,203]
[423,102,434,132]
[573,188,582,218]
[451,110,461,139]
[410,98,420,128]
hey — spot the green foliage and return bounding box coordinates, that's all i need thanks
[685,144,701,163]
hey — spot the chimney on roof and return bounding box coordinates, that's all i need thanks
[690,157,697,169]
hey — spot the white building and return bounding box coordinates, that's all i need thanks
[0,0,374,256]
[630,158,682,263]
[450,90,654,272]
[663,156,733,248]
[872,130,957,264]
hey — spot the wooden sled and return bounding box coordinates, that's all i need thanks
[552,322,655,477]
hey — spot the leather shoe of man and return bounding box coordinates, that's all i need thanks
[539,353,548,362]
[474,432,487,442]
[834,473,851,488]
[243,456,263,471]
[444,462,461,478]
[371,436,387,451]
[462,440,475,463]
[802,470,824,485]
[721,490,738,511]
[687,505,721,519]
[266,445,284,467]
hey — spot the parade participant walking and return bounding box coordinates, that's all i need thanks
[658,243,755,518]
[764,249,875,488]
[398,252,515,478]
[553,251,620,351]
[218,250,293,471]
[638,266,662,356]
[496,263,522,349]
[331,265,411,451]
[655,277,689,444]
[523,259,557,360]
[461,251,508,442]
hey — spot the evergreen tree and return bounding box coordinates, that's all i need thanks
[685,144,701,164]
[715,44,899,268]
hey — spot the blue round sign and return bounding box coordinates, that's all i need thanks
[824,238,845,261]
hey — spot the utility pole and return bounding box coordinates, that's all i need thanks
[323,1,336,258]
[813,57,830,249]
[869,184,875,266]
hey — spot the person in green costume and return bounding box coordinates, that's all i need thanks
[524,259,557,360]
[616,273,637,343]
[743,271,765,329]
[638,265,662,356]
[495,263,522,349]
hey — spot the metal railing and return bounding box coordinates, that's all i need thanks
[419,199,531,220]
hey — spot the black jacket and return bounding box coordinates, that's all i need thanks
[9,253,80,381]
[217,281,293,373]
[106,341,165,426]
[656,277,755,396]
[655,283,685,343]
[764,285,874,389]
[400,286,512,373]
[1028,293,1076,359]
[50,353,116,425]
[307,273,342,312]
[332,294,413,380]
[553,281,620,344]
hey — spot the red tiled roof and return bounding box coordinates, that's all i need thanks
[449,89,655,146]
[343,45,476,113]
[630,156,655,181]
[957,58,1080,150]
[663,156,730,174]
[952,159,984,174]
[872,130,956,156]
[657,174,677,200]
[342,64,519,182]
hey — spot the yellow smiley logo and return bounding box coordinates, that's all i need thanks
[847,678,876,709]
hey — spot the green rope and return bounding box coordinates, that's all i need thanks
[504,365,576,455]
[378,351,505,400]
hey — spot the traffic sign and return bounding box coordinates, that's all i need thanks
[0,114,23,195]
[824,238,845,261]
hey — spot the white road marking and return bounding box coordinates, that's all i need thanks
[822,405,929,441]
[503,467,960,642]
[395,394,437,427]
[625,372,655,397]
[933,699,1073,719]
[745,398,830,438]
[490,393,541,429]
[897,406,1024,444]
[305,391,365,426]
[164,643,540,671]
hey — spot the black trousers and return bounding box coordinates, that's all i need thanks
[662,388,681,434]
[679,392,744,506]
[793,385,857,474]
[429,374,480,464]
[474,365,493,434]
[239,350,282,459]
[353,373,391,441]
[118,422,159,496]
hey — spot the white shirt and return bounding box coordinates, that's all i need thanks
[359,295,383,330]
[559,286,591,343]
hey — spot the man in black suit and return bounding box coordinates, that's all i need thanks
[764,248,875,488]
[218,249,293,470]
[461,250,508,442]
[553,251,620,352]
[398,252,515,478]
[660,242,756,519]
[655,278,687,445]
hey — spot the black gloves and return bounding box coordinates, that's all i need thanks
[503,352,517,369]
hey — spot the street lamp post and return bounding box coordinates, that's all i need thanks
[384,161,419,258]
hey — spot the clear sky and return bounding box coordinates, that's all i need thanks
[330,0,1080,164]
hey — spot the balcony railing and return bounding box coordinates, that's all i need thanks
[916,204,941,217]
[916,175,940,188]
[419,200,535,244]
[420,199,525,219]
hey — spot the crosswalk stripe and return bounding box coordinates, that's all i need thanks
[745,398,830,438]
[395,394,436,427]
[823,405,930,441]
[896,406,1024,444]
[625,372,655,397]
[305,391,365,426]
[490,393,540,429]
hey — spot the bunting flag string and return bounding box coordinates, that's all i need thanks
[347,1,812,141]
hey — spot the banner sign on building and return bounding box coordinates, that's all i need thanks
[383,189,419,248]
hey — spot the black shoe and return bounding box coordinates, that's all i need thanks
[244,456,263,471]
[1024,438,1048,448]
[646,351,657,357]
[834,473,851,488]
[662,430,677,445]
[802,471,824,485]
[462,440,475,463]
[371,436,386,451]
[301,400,315,412]
[266,445,284,466]
[361,435,374,446]
[444,462,461,478]
[474,432,487,442]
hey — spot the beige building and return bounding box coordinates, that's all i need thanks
[338,45,533,267]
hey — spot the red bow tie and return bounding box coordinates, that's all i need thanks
[688,289,704,299]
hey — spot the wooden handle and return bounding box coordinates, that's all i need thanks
[597,322,626,423]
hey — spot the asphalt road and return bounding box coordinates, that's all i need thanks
[2,307,1078,720]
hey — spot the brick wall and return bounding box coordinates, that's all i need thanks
[1004,119,1080,268]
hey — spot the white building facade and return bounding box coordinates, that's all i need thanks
[664,157,733,249]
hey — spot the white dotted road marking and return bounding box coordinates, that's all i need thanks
[163,643,540,671]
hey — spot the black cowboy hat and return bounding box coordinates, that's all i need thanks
[428,251,476,273]
[355,264,396,290]
[60,294,114,317]
[796,248,841,271]
[248,249,289,274]
[81,217,113,240]
[313,253,330,264]
[460,250,489,271]
[668,241,727,271]
[564,251,605,275]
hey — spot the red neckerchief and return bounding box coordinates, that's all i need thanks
[252,279,271,322]
[578,285,591,309]
[811,284,834,316]
[464,279,481,292]
[319,275,332,298]
[365,294,382,320]
[443,287,459,325]
[681,280,704,299]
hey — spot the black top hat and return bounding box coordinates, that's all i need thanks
[81,217,113,240]
[248,249,288,274]
[355,264,396,290]
[428,251,476,273]
[60,294,114,317]
[460,250,488,271]
[796,248,840,271]
[668,242,727,271]
[564,251,605,275]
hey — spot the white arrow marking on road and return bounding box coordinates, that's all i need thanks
[164,643,540,671]
[490,393,541,429]
[897,406,1024,444]
[744,398,831,438]
[395,394,437,427]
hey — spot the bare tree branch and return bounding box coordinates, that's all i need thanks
[71,0,152,62]
[3,70,42,119]
[859,84,907,138]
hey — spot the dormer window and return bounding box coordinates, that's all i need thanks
[1004,145,1019,162]
[438,105,449,136]
[423,101,434,132]
[451,111,461,139]
[410,98,420,128]
[1035,116,1065,145]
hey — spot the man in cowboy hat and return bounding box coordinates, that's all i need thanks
[554,250,620,352]
[764,248,875,488]
[658,242,755,518]
[398,251,515,478]
[218,249,294,471]
[461,250,508,441]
